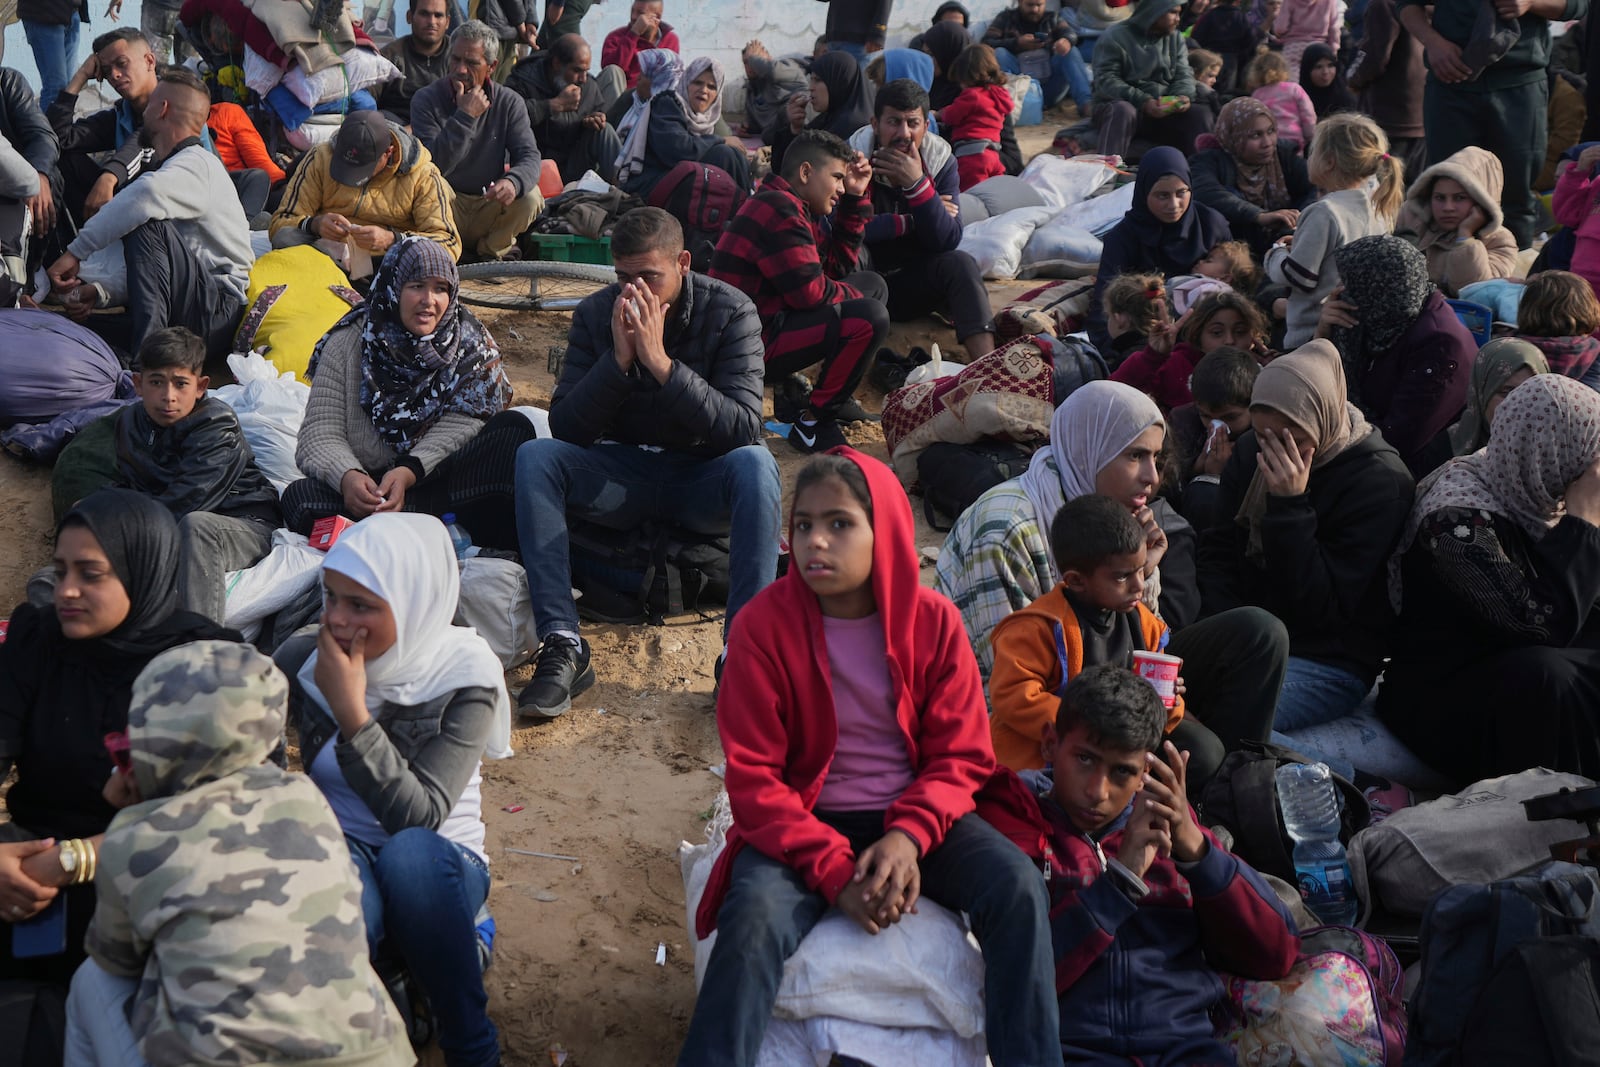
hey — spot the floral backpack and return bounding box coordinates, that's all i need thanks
[1218,925,1407,1067]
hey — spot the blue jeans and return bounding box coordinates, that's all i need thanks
[514,440,782,640]
[1271,656,1369,780]
[678,811,1063,1067]
[349,830,498,1067]
[24,14,79,112]
[826,40,869,65]
[995,44,1092,111]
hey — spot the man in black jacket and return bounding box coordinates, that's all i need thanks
[507,33,622,182]
[377,0,453,126]
[0,67,59,279]
[48,27,158,224]
[511,207,781,719]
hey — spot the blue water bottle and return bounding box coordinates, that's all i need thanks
[442,513,472,562]
[1275,761,1358,925]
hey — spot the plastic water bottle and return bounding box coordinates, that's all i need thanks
[442,513,472,562]
[1275,761,1358,925]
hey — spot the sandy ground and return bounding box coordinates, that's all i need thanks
[0,118,1067,1067]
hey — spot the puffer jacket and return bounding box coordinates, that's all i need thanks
[549,272,765,457]
[1395,146,1521,297]
[115,396,281,526]
[1092,0,1196,107]
[0,69,57,177]
[269,123,460,260]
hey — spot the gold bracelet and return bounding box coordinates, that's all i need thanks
[79,839,95,886]
[67,839,93,886]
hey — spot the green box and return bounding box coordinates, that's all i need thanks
[524,233,613,265]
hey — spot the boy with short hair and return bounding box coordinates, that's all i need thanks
[115,326,280,624]
[1173,346,1261,527]
[989,494,1187,772]
[978,664,1300,1065]
[709,128,890,454]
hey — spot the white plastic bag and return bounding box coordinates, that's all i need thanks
[211,351,311,493]
[455,556,535,670]
[957,204,1058,279]
[1021,215,1103,279]
[1017,154,1116,210]
[223,529,324,632]
[1058,181,1136,238]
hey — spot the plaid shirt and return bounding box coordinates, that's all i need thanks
[709,173,871,342]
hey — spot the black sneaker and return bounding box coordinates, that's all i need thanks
[830,397,882,424]
[787,417,847,454]
[518,636,595,720]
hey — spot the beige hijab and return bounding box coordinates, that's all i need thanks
[1236,339,1374,558]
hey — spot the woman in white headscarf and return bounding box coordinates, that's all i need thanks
[1380,374,1600,786]
[935,379,1289,792]
[276,513,510,1067]
[615,50,751,199]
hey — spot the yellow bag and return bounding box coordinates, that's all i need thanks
[233,246,362,382]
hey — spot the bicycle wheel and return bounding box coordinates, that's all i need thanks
[456,260,616,312]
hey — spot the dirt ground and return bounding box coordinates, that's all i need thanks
[0,119,1067,1067]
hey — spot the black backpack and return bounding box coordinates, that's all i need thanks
[648,160,748,273]
[567,519,731,625]
[916,439,1036,531]
[1197,740,1370,883]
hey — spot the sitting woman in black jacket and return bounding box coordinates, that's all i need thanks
[617,51,751,198]
[1198,340,1414,749]
[1381,375,1600,785]
[1189,97,1314,257]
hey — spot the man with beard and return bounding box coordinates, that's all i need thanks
[47,27,160,223]
[1092,0,1213,158]
[847,78,995,359]
[377,0,454,125]
[46,69,251,361]
[411,20,543,262]
[508,32,621,183]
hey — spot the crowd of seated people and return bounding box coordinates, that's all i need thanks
[5,0,1600,1064]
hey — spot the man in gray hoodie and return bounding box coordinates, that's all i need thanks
[46,69,251,361]
[412,20,544,262]
[1091,0,1214,158]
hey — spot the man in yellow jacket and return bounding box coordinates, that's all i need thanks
[269,110,462,265]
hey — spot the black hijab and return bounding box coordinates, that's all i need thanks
[923,21,971,109]
[0,489,238,839]
[1299,43,1357,118]
[808,50,873,139]
[1125,147,1232,273]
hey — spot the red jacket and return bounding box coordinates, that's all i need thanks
[696,448,996,938]
[600,23,681,88]
[708,173,870,343]
[1110,340,1205,412]
[939,83,1012,145]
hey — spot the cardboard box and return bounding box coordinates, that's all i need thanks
[310,515,354,551]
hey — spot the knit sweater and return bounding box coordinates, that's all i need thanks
[1265,187,1391,347]
[67,139,252,304]
[409,78,542,198]
[295,322,487,490]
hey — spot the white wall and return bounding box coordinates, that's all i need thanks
[569,0,973,89]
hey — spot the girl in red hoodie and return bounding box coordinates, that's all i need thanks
[940,44,1014,191]
[679,449,1063,1067]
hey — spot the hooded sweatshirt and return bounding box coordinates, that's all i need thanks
[1395,146,1521,297]
[696,447,996,937]
[269,124,462,261]
[1092,0,1198,109]
[84,641,413,1067]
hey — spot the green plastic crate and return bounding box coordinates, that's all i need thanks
[525,233,613,265]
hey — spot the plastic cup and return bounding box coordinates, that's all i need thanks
[1132,651,1182,708]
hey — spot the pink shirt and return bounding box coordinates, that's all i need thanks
[1251,81,1318,149]
[816,614,916,811]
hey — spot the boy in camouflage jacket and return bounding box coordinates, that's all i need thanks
[66,640,416,1067]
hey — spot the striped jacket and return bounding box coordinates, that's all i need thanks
[708,173,870,343]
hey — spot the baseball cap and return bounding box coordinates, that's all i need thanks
[329,111,393,187]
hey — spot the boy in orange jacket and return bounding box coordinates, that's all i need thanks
[989,492,1186,771]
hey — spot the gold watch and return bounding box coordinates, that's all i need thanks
[57,841,78,880]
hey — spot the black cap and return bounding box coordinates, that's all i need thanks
[329,111,393,186]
